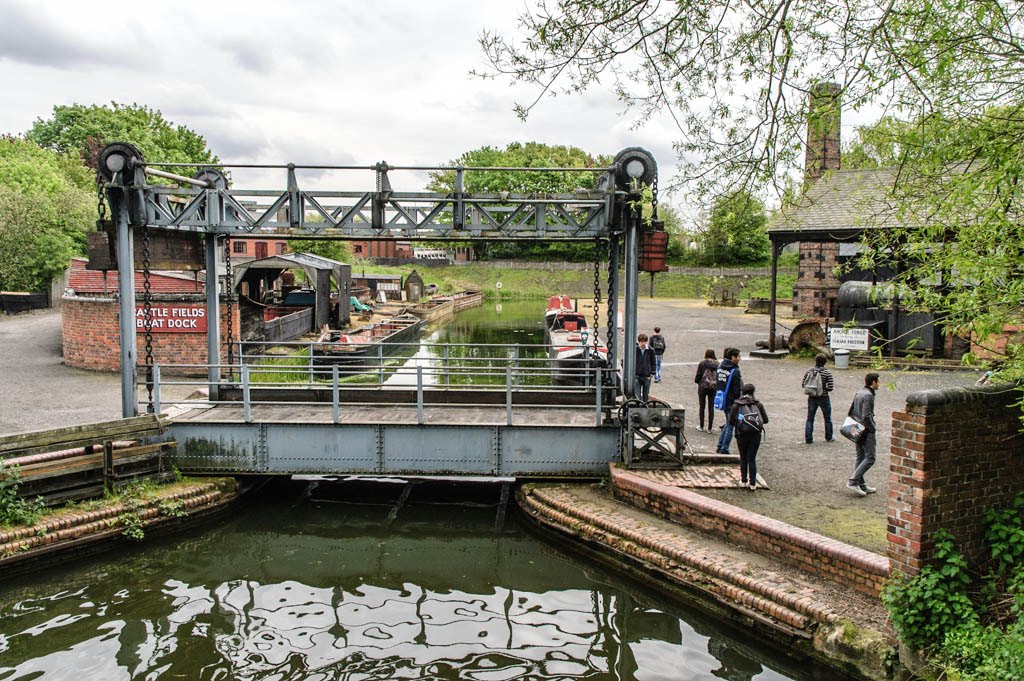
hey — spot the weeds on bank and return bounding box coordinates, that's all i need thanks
[882,493,1024,680]
[0,462,45,527]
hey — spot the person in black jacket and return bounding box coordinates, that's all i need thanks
[693,348,719,432]
[729,383,769,490]
[715,348,742,454]
[634,334,656,401]
[847,373,880,496]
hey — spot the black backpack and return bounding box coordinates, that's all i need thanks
[650,335,666,352]
[735,402,764,434]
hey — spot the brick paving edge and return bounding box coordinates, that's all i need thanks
[519,484,894,681]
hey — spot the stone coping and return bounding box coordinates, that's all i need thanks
[905,382,1019,407]
[611,465,890,594]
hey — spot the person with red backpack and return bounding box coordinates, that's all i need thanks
[729,383,769,490]
[693,348,719,432]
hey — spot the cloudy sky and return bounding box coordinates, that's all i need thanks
[0,1,691,208]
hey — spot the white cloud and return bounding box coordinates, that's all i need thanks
[0,0,692,214]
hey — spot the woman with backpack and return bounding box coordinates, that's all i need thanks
[693,348,719,432]
[729,383,769,490]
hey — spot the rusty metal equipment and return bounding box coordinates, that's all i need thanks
[621,401,687,467]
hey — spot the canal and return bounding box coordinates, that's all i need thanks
[0,480,845,680]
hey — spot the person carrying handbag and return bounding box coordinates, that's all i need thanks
[846,373,880,497]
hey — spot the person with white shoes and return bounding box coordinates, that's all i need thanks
[650,326,667,383]
[846,373,880,496]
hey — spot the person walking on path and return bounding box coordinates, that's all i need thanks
[694,348,719,432]
[803,353,836,443]
[847,372,880,496]
[650,327,667,383]
[634,334,656,401]
[715,348,742,454]
[729,383,769,490]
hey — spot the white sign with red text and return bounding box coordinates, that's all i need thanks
[135,305,207,333]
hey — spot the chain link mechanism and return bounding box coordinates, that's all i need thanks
[592,237,602,354]
[224,236,235,379]
[605,235,615,367]
[141,225,155,411]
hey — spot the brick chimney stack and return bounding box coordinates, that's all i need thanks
[804,82,842,183]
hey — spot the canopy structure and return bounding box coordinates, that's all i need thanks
[233,252,351,329]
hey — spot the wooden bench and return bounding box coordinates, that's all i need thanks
[0,415,176,505]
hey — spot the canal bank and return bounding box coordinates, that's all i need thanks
[519,469,894,680]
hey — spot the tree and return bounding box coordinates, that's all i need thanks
[27,103,218,172]
[843,116,919,171]
[427,142,612,261]
[0,137,94,291]
[479,1,1024,380]
[696,191,769,266]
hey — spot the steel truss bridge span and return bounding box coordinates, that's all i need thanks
[96,143,674,476]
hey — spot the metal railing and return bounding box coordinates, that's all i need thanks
[142,342,618,427]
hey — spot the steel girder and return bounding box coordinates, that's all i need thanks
[168,420,622,477]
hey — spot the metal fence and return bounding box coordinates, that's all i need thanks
[143,341,617,426]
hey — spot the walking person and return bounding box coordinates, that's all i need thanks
[803,353,836,443]
[634,334,656,401]
[729,384,768,490]
[715,348,742,454]
[650,327,667,382]
[847,372,880,496]
[694,348,719,432]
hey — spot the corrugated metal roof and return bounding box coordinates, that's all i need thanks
[67,258,203,295]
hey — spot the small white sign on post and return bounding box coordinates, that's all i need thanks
[830,327,870,351]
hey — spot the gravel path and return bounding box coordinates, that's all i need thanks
[630,298,982,553]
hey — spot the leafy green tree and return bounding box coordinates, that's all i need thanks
[290,239,353,264]
[427,142,611,261]
[27,103,218,171]
[842,116,918,170]
[479,0,1024,380]
[696,192,769,266]
[0,137,94,291]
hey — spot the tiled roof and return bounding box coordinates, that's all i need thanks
[767,168,903,238]
[67,258,204,295]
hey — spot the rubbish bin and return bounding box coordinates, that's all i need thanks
[834,349,850,370]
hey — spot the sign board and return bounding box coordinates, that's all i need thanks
[830,327,870,351]
[135,305,207,333]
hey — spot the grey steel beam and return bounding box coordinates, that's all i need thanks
[114,195,138,417]
[205,235,222,396]
[622,209,640,397]
[168,420,620,477]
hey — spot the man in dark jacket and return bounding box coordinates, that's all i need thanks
[650,326,667,382]
[715,348,742,454]
[847,372,880,496]
[634,333,656,401]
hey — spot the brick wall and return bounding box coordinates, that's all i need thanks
[61,296,240,376]
[889,385,1024,575]
[610,466,890,596]
[792,242,841,317]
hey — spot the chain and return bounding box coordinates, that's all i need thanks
[95,177,107,225]
[592,237,602,352]
[605,235,615,364]
[224,235,235,378]
[651,176,660,222]
[141,225,155,412]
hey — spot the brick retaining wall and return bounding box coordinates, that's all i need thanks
[611,465,890,596]
[888,384,1024,575]
[62,296,239,375]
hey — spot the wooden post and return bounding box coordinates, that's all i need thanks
[769,241,780,352]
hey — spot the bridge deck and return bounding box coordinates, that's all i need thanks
[170,403,604,427]
[165,402,620,477]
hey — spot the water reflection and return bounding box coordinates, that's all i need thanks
[0,481,836,680]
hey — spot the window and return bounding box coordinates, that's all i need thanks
[233,241,247,254]
[276,243,286,255]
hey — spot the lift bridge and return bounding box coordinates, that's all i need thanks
[95,143,684,478]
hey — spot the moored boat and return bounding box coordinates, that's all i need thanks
[313,314,426,368]
[441,289,484,312]
[544,295,608,384]
[408,297,456,323]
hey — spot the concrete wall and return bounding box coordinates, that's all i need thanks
[889,385,1024,575]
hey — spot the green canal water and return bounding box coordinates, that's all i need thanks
[0,304,849,680]
[0,480,846,681]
